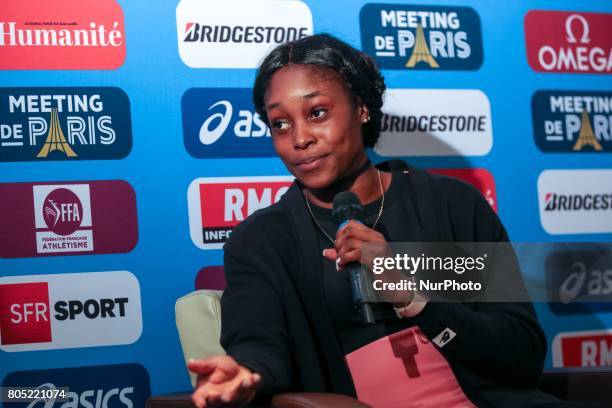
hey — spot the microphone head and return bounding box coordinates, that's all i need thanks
[332,191,364,226]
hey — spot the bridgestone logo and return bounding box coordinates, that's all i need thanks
[545,193,612,211]
[176,0,313,69]
[382,114,486,132]
[183,24,308,44]
[538,170,612,234]
[375,89,492,156]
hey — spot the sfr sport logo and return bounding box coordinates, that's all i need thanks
[0,271,142,351]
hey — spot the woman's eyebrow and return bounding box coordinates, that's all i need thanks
[303,91,324,99]
[267,91,328,110]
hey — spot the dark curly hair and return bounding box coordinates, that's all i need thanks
[253,33,386,148]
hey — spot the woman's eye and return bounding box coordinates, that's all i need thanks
[310,108,327,120]
[272,120,290,131]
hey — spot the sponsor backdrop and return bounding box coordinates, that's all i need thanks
[1,0,611,403]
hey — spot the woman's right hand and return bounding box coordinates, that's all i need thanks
[189,355,261,408]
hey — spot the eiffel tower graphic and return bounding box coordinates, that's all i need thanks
[406,23,439,68]
[573,110,602,151]
[36,108,77,158]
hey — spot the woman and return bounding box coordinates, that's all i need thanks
[189,34,562,408]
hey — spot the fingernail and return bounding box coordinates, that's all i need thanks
[188,358,194,363]
[221,395,230,403]
[322,249,327,257]
[335,258,341,271]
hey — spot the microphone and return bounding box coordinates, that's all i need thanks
[332,191,376,325]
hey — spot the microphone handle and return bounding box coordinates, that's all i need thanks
[361,303,375,326]
[347,263,376,325]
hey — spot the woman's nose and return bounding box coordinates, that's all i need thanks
[293,123,316,149]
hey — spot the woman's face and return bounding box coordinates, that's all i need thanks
[264,64,369,191]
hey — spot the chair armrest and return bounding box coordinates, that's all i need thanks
[272,393,372,408]
[540,370,612,405]
[146,392,194,408]
[146,391,371,408]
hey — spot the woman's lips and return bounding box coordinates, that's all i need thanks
[295,155,328,172]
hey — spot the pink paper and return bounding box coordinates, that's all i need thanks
[345,326,475,407]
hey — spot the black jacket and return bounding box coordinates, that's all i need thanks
[220,162,560,407]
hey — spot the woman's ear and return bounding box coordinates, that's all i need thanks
[359,103,370,124]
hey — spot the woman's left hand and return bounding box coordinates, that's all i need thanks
[322,220,414,306]
[322,220,390,269]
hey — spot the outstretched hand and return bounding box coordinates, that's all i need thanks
[189,355,261,408]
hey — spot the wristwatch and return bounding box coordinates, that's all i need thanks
[393,291,428,318]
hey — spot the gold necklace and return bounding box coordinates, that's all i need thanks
[304,169,385,244]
